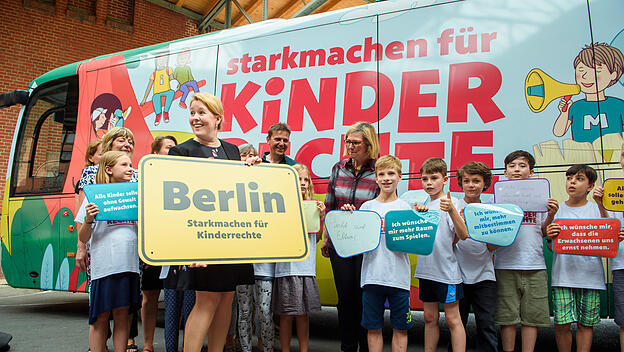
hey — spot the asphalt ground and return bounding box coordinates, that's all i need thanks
[0,280,621,351]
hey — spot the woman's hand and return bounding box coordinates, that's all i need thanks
[244,156,262,166]
[340,204,356,213]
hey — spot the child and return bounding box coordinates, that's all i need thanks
[76,151,141,352]
[273,163,324,352]
[413,157,468,352]
[340,155,413,352]
[494,150,557,352]
[553,43,624,143]
[238,143,257,162]
[453,161,498,352]
[593,144,624,352]
[543,165,608,352]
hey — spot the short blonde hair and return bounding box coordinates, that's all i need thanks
[420,157,447,176]
[96,151,128,184]
[293,164,314,200]
[343,122,379,160]
[84,140,102,167]
[101,127,135,154]
[375,155,402,176]
[191,93,224,130]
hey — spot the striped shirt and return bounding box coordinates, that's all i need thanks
[324,157,379,212]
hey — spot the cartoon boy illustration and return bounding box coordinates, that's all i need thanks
[173,49,199,109]
[140,52,175,126]
[90,93,128,138]
[553,43,624,143]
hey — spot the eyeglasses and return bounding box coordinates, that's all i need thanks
[344,139,364,147]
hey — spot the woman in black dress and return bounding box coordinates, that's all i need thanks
[167,92,254,352]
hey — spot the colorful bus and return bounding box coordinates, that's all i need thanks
[1,0,623,316]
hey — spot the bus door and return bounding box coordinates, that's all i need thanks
[3,77,80,290]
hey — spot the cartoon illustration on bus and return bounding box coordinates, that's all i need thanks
[1,0,623,319]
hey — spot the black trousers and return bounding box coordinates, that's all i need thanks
[329,248,368,352]
[459,280,498,352]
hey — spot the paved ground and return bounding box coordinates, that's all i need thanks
[0,280,621,351]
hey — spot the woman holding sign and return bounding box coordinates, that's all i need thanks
[321,122,380,352]
[165,92,254,352]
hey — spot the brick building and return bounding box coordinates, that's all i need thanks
[0,0,200,209]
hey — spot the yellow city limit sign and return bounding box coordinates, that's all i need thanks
[138,155,309,265]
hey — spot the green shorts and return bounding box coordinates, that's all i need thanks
[494,269,550,327]
[552,287,601,326]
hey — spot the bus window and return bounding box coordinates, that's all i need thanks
[11,77,78,196]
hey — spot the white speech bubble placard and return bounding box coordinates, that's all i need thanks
[399,189,430,207]
[303,200,320,233]
[325,210,382,258]
[493,178,550,212]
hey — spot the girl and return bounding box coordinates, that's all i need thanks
[76,151,141,352]
[273,164,324,352]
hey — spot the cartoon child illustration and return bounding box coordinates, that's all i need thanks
[90,93,129,138]
[174,49,199,109]
[553,43,624,143]
[140,52,175,126]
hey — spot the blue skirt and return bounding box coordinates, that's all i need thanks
[89,272,141,324]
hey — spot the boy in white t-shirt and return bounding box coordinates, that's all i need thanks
[413,157,468,352]
[453,162,498,352]
[341,155,413,352]
[495,150,558,352]
[544,164,608,352]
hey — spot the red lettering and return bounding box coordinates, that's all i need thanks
[363,37,382,62]
[282,46,298,69]
[395,142,445,190]
[221,82,260,133]
[226,58,239,75]
[398,70,440,133]
[294,138,334,194]
[287,78,336,132]
[447,62,504,123]
[262,78,284,133]
[449,131,498,193]
[222,138,248,146]
[343,71,393,126]
[385,41,404,60]
[346,45,362,64]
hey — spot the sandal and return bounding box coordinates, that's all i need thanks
[126,344,138,352]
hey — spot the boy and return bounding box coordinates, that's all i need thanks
[494,150,558,352]
[413,157,469,352]
[453,162,498,352]
[543,165,608,352]
[552,42,624,143]
[341,155,413,352]
[596,143,624,352]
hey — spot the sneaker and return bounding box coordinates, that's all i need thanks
[164,111,170,123]
[154,113,162,126]
[179,101,187,109]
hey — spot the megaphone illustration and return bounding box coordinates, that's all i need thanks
[525,68,581,113]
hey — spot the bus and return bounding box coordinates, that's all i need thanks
[1,0,623,316]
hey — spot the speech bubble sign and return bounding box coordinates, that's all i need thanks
[399,190,430,207]
[494,178,550,212]
[83,182,138,221]
[463,203,524,247]
[303,200,320,233]
[325,210,381,258]
[139,155,309,265]
[603,178,624,211]
[384,210,438,255]
[552,218,621,258]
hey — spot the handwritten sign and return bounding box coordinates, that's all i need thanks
[464,203,524,247]
[325,210,381,258]
[139,155,308,265]
[552,219,621,258]
[385,210,438,255]
[83,182,138,221]
[303,200,320,233]
[603,178,624,211]
[399,189,429,207]
[494,178,550,212]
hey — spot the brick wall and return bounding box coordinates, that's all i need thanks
[0,0,200,210]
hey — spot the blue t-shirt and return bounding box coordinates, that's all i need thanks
[569,97,624,143]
